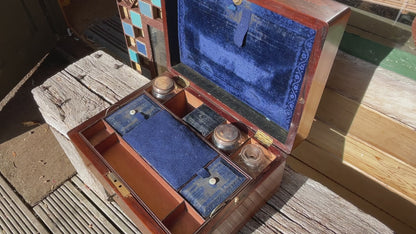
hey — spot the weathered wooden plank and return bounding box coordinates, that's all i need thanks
[32,70,110,138]
[64,51,149,104]
[308,119,416,203]
[32,50,150,138]
[32,50,149,200]
[240,167,393,233]
[292,141,416,232]
[327,51,416,129]
[317,88,416,168]
[51,126,109,200]
[346,8,415,56]
[363,0,416,13]
[71,176,141,234]
[0,174,48,234]
[287,155,416,234]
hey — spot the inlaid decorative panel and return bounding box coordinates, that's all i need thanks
[116,0,166,78]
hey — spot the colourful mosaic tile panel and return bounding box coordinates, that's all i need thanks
[128,48,140,63]
[151,0,161,8]
[130,10,142,28]
[136,40,147,57]
[139,1,152,18]
[122,21,135,38]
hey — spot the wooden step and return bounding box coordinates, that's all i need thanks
[316,88,416,168]
[327,51,416,129]
[293,49,416,232]
[308,119,416,203]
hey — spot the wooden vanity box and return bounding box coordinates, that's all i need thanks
[68,0,350,233]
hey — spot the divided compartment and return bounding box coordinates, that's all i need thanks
[164,90,203,118]
[229,138,277,177]
[93,130,204,233]
[81,121,115,147]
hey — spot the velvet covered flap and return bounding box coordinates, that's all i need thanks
[180,158,245,218]
[123,110,218,190]
[178,0,316,131]
[106,95,161,135]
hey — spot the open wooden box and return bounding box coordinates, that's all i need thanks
[69,0,350,233]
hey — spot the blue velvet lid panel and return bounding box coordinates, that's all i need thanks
[178,0,316,131]
[123,110,218,190]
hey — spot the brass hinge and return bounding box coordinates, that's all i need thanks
[107,172,131,197]
[254,130,273,147]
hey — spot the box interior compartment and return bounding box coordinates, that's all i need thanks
[81,121,115,147]
[88,122,205,231]
[122,109,218,190]
[164,90,203,118]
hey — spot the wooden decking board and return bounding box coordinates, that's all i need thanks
[0,175,48,234]
[287,155,416,234]
[34,178,142,234]
[71,175,140,234]
[239,167,393,233]
[292,141,416,232]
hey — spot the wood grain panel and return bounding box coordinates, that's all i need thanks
[308,119,416,203]
[316,88,416,168]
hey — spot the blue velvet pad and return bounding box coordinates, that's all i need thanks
[178,0,316,130]
[123,110,218,190]
[180,158,245,218]
[182,104,225,137]
[106,95,161,135]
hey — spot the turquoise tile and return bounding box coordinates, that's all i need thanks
[128,48,140,63]
[136,40,147,57]
[122,21,134,37]
[139,1,152,18]
[130,10,142,28]
[151,0,161,8]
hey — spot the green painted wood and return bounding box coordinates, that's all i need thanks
[339,32,416,81]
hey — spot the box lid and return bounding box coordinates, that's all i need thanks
[163,0,347,153]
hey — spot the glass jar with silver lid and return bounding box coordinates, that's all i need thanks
[212,124,241,152]
[152,75,175,100]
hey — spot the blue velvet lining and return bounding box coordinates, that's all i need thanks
[122,110,217,190]
[178,0,316,130]
[106,95,161,135]
[180,158,245,218]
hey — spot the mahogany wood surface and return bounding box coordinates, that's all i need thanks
[32,50,393,233]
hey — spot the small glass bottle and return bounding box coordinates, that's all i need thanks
[239,144,266,171]
[152,75,175,100]
[212,124,241,152]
